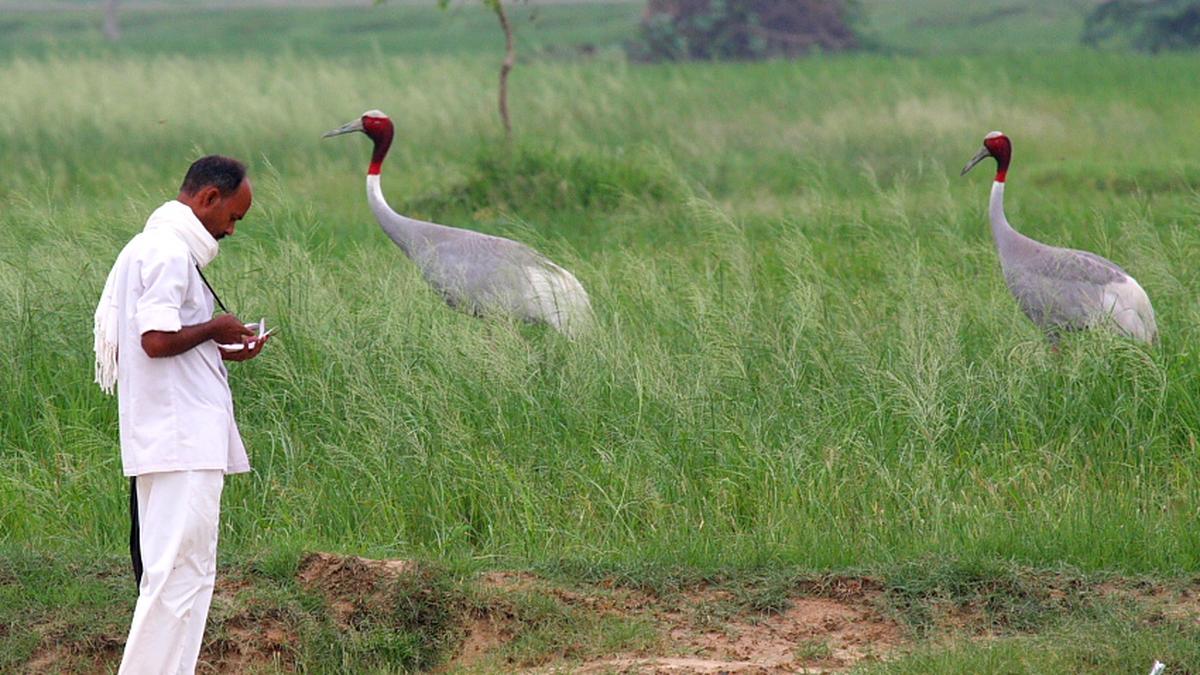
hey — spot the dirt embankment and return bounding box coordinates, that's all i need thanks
[285,554,906,673]
[19,553,1200,673]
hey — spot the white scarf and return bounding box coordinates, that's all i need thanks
[93,201,219,394]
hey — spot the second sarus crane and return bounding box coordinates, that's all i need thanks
[962,131,1156,344]
[324,110,594,338]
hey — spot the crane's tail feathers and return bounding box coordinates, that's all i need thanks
[1102,278,1157,345]
[523,263,594,339]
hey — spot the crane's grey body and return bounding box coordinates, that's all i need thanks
[367,175,593,337]
[324,110,593,337]
[987,181,1156,342]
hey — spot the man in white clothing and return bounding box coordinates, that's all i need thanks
[93,155,269,674]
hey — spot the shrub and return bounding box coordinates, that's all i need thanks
[1083,0,1200,52]
[406,144,690,216]
[633,0,860,62]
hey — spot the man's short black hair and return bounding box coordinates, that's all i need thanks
[180,155,247,197]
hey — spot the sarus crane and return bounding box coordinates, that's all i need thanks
[323,110,594,338]
[962,131,1156,344]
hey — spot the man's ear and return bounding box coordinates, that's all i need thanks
[198,186,222,209]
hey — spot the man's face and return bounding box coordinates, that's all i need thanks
[192,179,253,240]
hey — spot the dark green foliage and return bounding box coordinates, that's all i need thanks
[405,143,690,217]
[1084,0,1200,52]
[381,564,466,670]
[633,0,860,62]
[882,558,1098,636]
[247,547,306,584]
[291,558,466,672]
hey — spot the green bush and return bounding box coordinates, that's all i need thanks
[406,143,690,216]
[1084,0,1200,52]
[633,0,860,62]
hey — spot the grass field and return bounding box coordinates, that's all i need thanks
[3,0,1200,671]
[0,0,1096,58]
[0,1,643,59]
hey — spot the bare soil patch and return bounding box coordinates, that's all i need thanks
[17,555,1200,673]
[448,573,902,673]
[297,551,421,627]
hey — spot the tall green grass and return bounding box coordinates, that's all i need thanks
[2,48,1200,577]
[0,2,642,60]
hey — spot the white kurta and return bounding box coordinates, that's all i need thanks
[113,201,249,476]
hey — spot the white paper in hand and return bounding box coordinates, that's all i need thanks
[217,318,270,352]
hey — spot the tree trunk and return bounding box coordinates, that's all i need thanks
[493,0,515,138]
[103,0,121,42]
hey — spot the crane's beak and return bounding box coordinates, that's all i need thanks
[322,118,364,139]
[961,146,990,176]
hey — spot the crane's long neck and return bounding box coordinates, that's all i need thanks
[367,174,431,257]
[360,121,440,256]
[362,123,426,255]
[989,180,1024,259]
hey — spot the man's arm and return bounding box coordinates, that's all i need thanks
[142,314,253,358]
[134,239,260,360]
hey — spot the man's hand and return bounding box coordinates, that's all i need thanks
[142,314,254,358]
[220,333,271,362]
[208,314,254,345]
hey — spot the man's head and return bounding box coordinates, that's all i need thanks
[177,155,252,240]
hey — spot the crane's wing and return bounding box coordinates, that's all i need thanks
[1006,246,1154,341]
[1021,247,1127,285]
[419,229,594,336]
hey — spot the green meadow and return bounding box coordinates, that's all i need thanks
[3,0,1200,671]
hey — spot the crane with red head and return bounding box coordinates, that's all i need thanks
[962,131,1156,343]
[324,110,594,338]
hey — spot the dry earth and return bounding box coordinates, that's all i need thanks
[19,553,1200,674]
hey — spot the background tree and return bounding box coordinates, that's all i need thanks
[634,0,861,62]
[1084,0,1200,52]
[378,0,519,137]
[486,0,516,138]
[103,0,120,42]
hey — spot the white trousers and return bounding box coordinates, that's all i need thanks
[119,470,224,675]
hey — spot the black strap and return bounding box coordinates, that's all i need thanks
[129,477,143,590]
[195,264,230,314]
